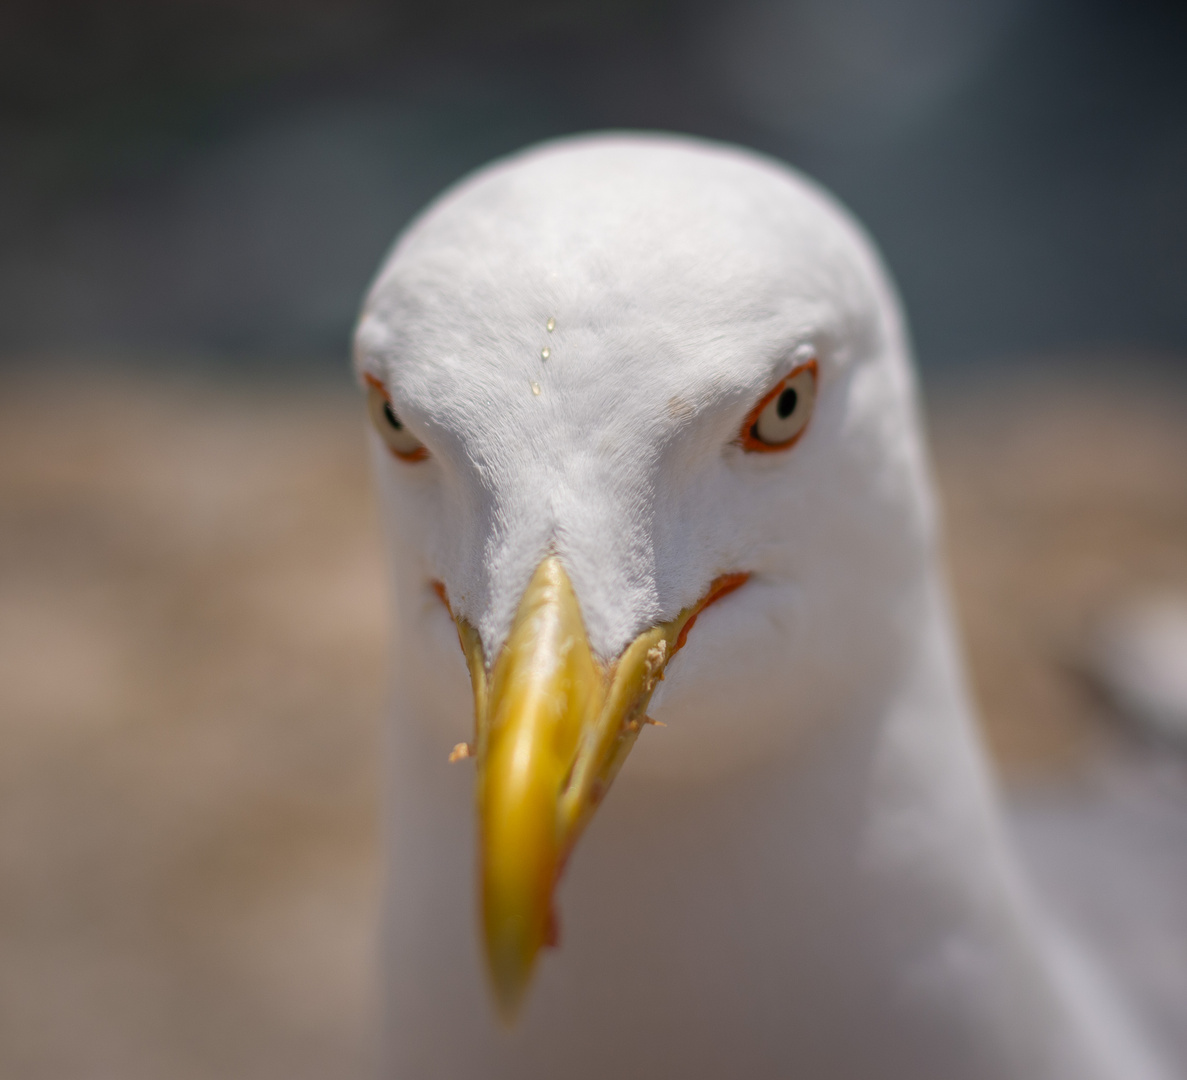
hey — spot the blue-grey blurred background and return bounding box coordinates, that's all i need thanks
[3,0,1185,373]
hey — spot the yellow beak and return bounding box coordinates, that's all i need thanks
[448,556,748,1022]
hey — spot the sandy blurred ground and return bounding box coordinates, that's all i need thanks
[1,364,1185,1079]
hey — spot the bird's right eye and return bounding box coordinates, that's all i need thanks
[737,360,817,453]
[365,378,428,462]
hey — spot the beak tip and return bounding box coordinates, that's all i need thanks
[483,888,561,1025]
[486,945,536,1027]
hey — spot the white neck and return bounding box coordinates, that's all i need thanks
[380,577,1165,1079]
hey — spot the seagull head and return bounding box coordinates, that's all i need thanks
[354,133,936,1020]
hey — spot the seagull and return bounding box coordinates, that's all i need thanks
[352,133,1172,1079]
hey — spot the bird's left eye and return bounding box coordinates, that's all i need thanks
[738,360,817,452]
[365,379,428,462]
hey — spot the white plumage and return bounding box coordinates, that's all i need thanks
[1090,595,1187,745]
[353,133,1170,1079]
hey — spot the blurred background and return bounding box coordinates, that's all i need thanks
[4,0,1187,368]
[2,1,1186,1077]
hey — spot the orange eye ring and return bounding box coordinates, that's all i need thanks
[736,359,818,453]
[364,374,429,462]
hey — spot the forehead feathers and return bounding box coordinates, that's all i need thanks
[358,135,889,385]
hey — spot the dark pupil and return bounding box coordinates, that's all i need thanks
[382,401,404,430]
[776,387,798,419]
